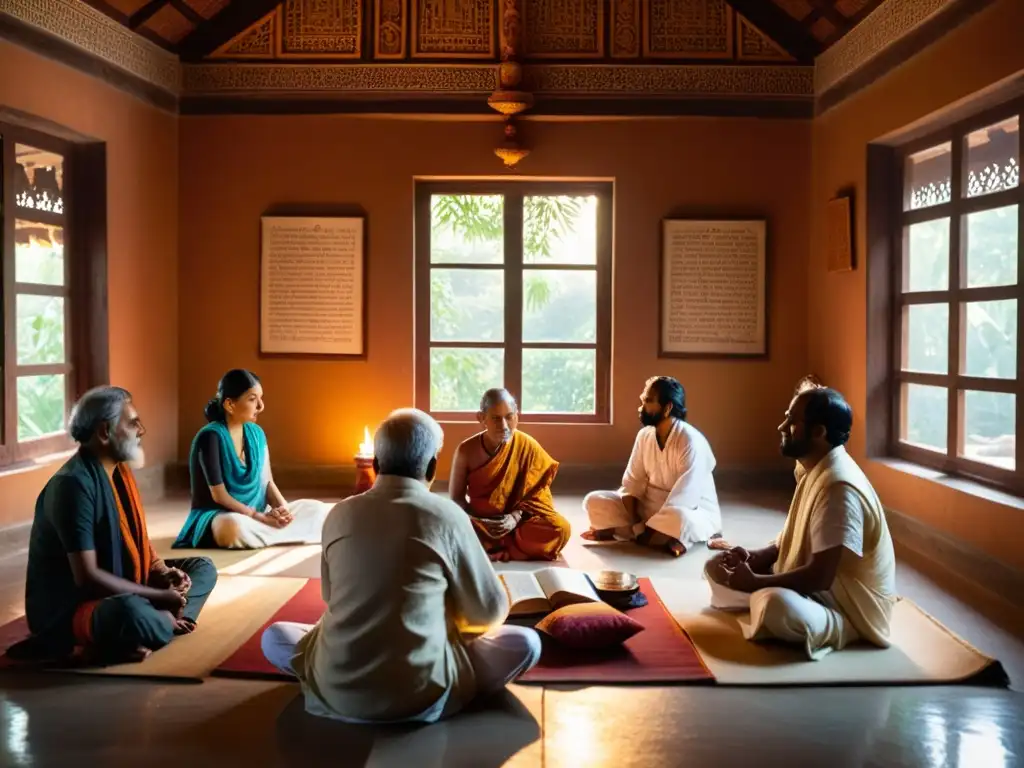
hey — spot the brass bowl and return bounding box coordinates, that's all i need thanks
[591,570,639,594]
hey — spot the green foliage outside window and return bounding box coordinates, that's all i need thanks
[429,194,597,413]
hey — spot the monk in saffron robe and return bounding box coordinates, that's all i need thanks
[449,389,571,562]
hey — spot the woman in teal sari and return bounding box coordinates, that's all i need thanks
[173,369,331,549]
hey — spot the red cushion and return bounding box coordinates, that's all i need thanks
[536,602,644,650]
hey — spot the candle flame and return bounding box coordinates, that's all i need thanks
[357,425,374,457]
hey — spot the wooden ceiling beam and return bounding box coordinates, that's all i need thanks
[808,0,849,28]
[177,0,283,61]
[723,0,823,63]
[77,0,177,51]
[128,0,169,30]
[169,0,206,26]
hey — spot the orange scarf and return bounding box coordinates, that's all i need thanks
[72,465,152,644]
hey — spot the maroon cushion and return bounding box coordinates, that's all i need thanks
[536,602,644,650]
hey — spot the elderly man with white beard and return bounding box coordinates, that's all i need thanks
[15,386,217,665]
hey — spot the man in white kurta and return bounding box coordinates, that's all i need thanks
[582,376,724,556]
[705,387,897,659]
[259,409,541,723]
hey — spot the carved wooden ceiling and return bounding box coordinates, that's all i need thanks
[80,0,886,64]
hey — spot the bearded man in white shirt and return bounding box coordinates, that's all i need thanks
[581,376,727,557]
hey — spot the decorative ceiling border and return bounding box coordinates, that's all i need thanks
[525,64,813,97]
[184,63,499,94]
[0,0,181,94]
[183,63,814,98]
[814,0,951,96]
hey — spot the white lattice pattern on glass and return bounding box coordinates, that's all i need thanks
[910,180,951,210]
[16,191,63,215]
[967,158,1020,198]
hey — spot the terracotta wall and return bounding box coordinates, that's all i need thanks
[810,0,1024,569]
[178,115,811,477]
[0,41,179,526]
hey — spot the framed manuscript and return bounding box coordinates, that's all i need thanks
[259,215,366,357]
[659,218,768,358]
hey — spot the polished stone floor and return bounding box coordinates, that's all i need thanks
[0,491,1021,767]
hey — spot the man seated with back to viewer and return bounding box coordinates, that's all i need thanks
[448,388,571,562]
[705,386,897,659]
[260,408,540,724]
[11,387,217,665]
[582,376,726,557]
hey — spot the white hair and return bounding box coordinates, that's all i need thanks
[68,386,131,444]
[373,408,444,479]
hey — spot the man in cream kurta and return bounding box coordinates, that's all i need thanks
[260,409,541,723]
[705,387,897,660]
[582,377,724,556]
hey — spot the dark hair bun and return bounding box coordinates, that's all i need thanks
[204,369,261,423]
[204,396,225,423]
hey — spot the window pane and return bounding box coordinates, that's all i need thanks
[16,221,64,286]
[903,304,948,374]
[965,115,1019,198]
[523,270,596,343]
[962,391,1015,470]
[523,195,597,265]
[964,206,1018,288]
[430,269,503,342]
[963,300,1016,379]
[429,348,503,412]
[902,383,947,452]
[521,349,595,414]
[430,195,503,264]
[18,374,66,441]
[904,142,951,211]
[903,218,949,292]
[17,295,65,365]
[16,144,64,215]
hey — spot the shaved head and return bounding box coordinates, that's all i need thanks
[479,388,517,414]
[478,388,519,447]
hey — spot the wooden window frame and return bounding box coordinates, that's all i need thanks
[414,180,613,424]
[1,119,108,468]
[888,98,1024,493]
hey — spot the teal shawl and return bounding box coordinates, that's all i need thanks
[172,421,268,548]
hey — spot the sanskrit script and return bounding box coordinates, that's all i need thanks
[260,218,363,355]
[662,221,765,355]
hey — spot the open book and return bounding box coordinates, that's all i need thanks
[500,568,600,616]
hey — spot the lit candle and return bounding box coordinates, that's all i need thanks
[354,425,376,495]
[357,426,374,458]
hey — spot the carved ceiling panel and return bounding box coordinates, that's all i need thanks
[205,0,802,63]
[77,0,888,57]
[411,0,495,58]
[3,0,941,112]
[523,0,603,58]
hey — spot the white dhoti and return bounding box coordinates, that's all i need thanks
[703,562,857,660]
[583,489,721,548]
[212,498,333,549]
[589,420,723,549]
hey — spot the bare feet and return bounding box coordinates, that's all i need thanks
[174,617,197,635]
[580,528,615,542]
[637,528,686,557]
[707,536,732,551]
